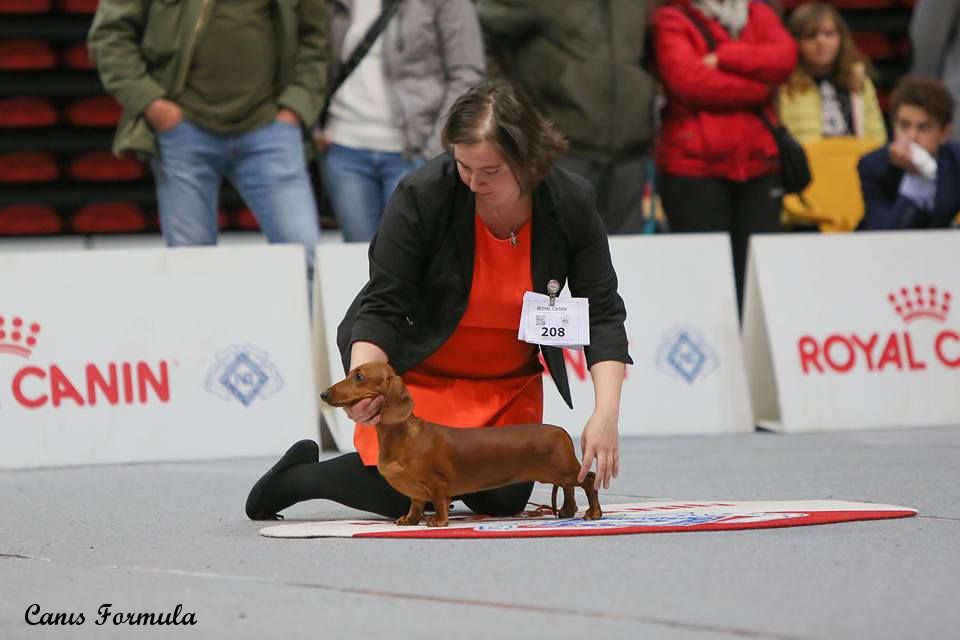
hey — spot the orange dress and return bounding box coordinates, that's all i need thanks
[354,214,543,465]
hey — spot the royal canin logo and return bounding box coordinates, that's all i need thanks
[1,314,171,409]
[798,286,960,374]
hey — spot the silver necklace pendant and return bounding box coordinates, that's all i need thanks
[509,232,518,247]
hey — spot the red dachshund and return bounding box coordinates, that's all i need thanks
[321,362,602,527]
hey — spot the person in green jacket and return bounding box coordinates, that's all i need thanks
[778,2,887,145]
[88,0,327,286]
[476,0,656,235]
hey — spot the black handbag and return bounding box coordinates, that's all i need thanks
[757,112,812,195]
[679,6,812,195]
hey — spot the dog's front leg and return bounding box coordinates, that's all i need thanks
[425,492,450,527]
[396,500,426,526]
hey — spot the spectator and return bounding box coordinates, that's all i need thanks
[910,0,960,140]
[318,0,485,243]
[779,2,886,144]
[652,0,796,309]
[88,0,325,286]
[858,77,960,230]
[476,0,656,235]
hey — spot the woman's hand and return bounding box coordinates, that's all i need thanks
[345,395,384,425]
[344,341,389,424]
[578,411,620,490]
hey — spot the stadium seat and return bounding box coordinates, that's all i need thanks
[65,96,122,127]
[0,205,62,235]
[852,33,895,61]
[62,42,95,70]
[783,137,883,232]
[60,0,98,13]
[0,97,58,127]
[0,152,58,183]
[68,151,145,181]
[0,0,52,13]
[0,40,57,70]
[71,202,147,234]
[234,208,260,230]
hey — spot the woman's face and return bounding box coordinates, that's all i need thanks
[452,142,523,208]
[799,17,842,75]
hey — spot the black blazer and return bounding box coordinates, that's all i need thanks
[336,152,633,408]
[858,141,960,230]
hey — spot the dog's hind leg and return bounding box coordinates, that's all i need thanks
[557,485,578,518]
[581,472,602,520]
[396,500,426,526]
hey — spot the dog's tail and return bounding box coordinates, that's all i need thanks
[551,484,560,518]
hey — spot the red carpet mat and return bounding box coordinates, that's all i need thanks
[260,500,916,539]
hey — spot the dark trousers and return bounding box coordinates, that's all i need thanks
[557,154,646,234]
[660,173,783,310]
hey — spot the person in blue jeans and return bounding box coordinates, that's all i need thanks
[88,0,326,285]
[317,0,485,242]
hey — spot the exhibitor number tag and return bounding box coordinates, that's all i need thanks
[518,291,589,348]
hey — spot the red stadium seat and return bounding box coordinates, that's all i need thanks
[68,151,145,181]
[0,40,56,70]
[0,152,59,183]
[0,0,52,13]
[71,202,147,234]
[65,96,122,127]
[59,0,98,13]
[234,208,260,230]
[62,41,95,70]
[852,33,895,60]
[0,205,62,235]
[0,98,58,127]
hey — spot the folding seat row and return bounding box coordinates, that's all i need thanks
[0,0,97,13]
[0,96,120,128]
[0,151,143,183]
[0,40,95,70]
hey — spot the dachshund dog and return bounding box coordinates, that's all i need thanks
[320,362,602,527]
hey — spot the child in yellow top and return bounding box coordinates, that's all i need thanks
[778,2,887,144]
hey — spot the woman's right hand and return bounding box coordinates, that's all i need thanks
[344,395,385,425]
[144,98,183,133]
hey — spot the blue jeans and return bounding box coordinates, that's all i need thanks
[321,143,424,242]
[151,119,322,286]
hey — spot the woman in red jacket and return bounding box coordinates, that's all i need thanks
[653,0,796,309]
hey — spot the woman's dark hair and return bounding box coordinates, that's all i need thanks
[891,76,955,126]
[786,2,873,94]
[441,80,568,192]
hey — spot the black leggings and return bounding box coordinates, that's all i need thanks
[660,173,783,310]
[255,452,534,519]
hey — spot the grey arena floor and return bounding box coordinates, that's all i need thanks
[2,425,958,640]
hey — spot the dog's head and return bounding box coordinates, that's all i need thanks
[320,362,413,424]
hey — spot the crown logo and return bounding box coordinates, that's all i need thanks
[0,316,42,357]
[887,286,951,324]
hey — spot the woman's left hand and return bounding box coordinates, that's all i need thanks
[578,411,620,490]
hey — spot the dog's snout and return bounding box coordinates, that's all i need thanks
[320,389,330,402]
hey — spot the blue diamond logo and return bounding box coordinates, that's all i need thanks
[219,352,269,407]
[666,333,706,384]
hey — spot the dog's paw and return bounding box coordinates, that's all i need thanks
[395,515,421,526]
[584,508,602,521]
[425,516,449,527]
[557,507,577,519]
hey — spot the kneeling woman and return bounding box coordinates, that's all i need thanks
[246,80,632,521]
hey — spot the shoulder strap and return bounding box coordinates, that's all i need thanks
[679,5,716,51]
[319,0,402,127]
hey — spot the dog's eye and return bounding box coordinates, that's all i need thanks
[355,372,365,382]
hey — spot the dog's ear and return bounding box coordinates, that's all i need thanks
[379,375,413,424]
